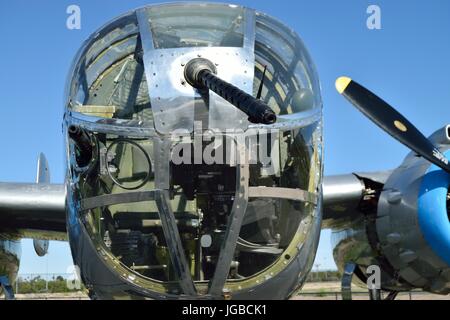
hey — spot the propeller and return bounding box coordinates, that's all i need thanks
[335,76,450,173]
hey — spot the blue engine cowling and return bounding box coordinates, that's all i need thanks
[376,127,450,294]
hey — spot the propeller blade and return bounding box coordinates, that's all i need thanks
[256,65,267,100]
[335,76,450,173]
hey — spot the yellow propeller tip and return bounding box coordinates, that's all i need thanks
[335,77,352,94]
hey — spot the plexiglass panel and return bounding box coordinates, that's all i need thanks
[147,3,245,48]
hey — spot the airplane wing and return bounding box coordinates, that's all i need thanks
[322,171,391,229]
[0,153,66,242]
[0,182,66,241]
[0,169,391,241]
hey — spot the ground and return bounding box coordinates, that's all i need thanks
[7,282,450,300]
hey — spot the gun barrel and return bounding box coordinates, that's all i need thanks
[184,58,276,125]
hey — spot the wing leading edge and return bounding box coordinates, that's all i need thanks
[322,171,391,229]
[0,182,66,240]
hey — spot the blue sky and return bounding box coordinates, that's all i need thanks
[1,0,450,274]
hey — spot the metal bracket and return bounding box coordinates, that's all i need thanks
[248,186,318,205]
[155,190,197,296]
[341,262,356,300]
[80,191,157,211]
[153,137,171,190]
[0,276,15,300]
[209,144,249,297]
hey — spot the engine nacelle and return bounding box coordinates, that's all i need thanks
[376,126,450,294]
[327,126,450,294]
